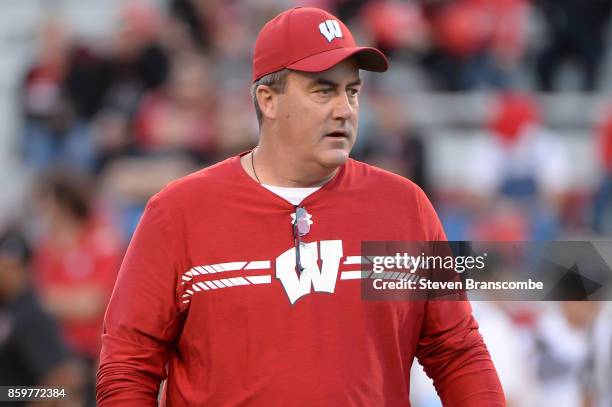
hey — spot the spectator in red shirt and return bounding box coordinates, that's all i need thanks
[32,170,123,362]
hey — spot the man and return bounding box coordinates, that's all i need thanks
[97,7,504,406]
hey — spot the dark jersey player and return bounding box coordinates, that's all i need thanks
[97,7,505,406]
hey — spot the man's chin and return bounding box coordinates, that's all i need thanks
[317,149,351,168]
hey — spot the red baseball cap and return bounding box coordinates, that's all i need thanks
[252,7,389,82]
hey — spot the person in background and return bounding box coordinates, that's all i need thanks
[422,0,528,90]
[466,92,569,240]
[357,94,428,193]
[535,0,612,92]
[532,302,600,407]
[133,52,217,162]
[0,227,85,407]
[31,170,123,406]
[99,0,169,116]
[21,16,97,173]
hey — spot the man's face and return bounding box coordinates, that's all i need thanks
[275,58,361,168]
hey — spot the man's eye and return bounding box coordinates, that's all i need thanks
[317,88,332,95]
[348,88,359,96]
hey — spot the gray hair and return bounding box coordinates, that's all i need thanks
[251,69,290,126]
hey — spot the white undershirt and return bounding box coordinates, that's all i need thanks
[261,184,321,206]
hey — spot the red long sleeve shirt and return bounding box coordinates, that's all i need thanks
[97,154,504,406]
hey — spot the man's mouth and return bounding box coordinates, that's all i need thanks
[324,131,349,138]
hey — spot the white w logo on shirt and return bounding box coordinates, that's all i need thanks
[319,19,343,43]
[276,240,343,304]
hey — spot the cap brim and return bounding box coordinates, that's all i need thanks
[287,46,388,74]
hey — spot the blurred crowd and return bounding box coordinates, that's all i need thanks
[1,0,612,406]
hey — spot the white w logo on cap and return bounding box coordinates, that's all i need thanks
[319,19,342,43]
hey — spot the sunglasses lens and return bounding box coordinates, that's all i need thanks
[297,218,310,235]
[295,207,310,236]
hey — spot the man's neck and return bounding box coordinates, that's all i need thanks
[241,144,338,188]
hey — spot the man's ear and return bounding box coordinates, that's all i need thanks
[256,85,278,121]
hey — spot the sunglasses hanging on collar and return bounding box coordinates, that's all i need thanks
[292,206,311,274]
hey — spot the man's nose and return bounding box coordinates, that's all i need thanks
[332,92,354,121]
